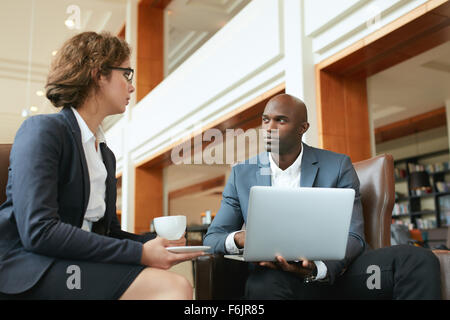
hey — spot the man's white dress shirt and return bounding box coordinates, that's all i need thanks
[225,145,328,280]
[71,107,107,232]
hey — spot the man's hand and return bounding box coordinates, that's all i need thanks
[259,256,318,278]
[234,231,245,249]
[140,235,204,269]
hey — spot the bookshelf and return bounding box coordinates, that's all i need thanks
[393,149,450,229]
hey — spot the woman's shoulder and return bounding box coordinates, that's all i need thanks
[26,111,66,124]
[19,111,68,134]
[14,111,72,148]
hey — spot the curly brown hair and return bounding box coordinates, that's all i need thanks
[46,31,131,108]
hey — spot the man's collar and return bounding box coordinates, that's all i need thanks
[269,143,304,173]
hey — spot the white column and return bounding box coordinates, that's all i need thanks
[446,99,450,152]
[162,168,169,216]
[282,0,318,148]
[126,0,138,89]
[163,9,170,78]
[368,103,376,157]
[121,0,138,232]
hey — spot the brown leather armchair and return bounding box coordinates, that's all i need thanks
[194,154,450,300]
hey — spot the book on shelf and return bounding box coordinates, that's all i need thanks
[394,168,407,180]
[424,161,450,173]
[438,196,450,226]
[394,152,450,229]
[435,181,450,193]
[415,217,437,229]
[410,188,432,196]
[408,161,450,174]
[393,203,409,215]
[408,163,422,173]
[392,219,414,230]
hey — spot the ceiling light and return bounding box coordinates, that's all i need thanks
[65,19,75,29]
[52,50,58,56]
[30,106,38,112]
[21,109,29,118]
[36,90,44,97]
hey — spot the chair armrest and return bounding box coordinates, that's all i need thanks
[433,250,450,300]
[194,254,249,300]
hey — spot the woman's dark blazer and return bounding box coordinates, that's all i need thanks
[0,107,153,294]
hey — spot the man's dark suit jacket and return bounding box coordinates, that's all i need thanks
[0,107,153,294]
[204,144,367,284]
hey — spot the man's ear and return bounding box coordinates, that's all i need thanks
[300,122,310,135]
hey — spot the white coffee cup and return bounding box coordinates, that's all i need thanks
[153,215,186,240]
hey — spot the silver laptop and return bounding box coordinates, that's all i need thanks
[225,186,355,262]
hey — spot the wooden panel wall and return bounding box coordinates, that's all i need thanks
[135,166,163,234]
[375,107,446,143]
[137,2,164,102]
[168,175,225,201]
[316,71,371,161]
[133,1,172,233]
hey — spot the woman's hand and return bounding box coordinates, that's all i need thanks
[140,235,204,269]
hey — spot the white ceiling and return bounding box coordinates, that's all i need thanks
[0,0,127,143]
[166,0,250,74]
[1,0,449,143]
[0,0,250,143]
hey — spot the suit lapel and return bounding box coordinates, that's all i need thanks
[300,144,319,187]
[255,152,272,186]
[100,143,115,231]
[60,107,90,223]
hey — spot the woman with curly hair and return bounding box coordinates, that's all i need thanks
[0,32,203,300]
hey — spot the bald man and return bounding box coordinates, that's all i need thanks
[204,94,441,299]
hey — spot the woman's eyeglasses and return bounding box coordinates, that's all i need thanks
[108,67,134,83]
